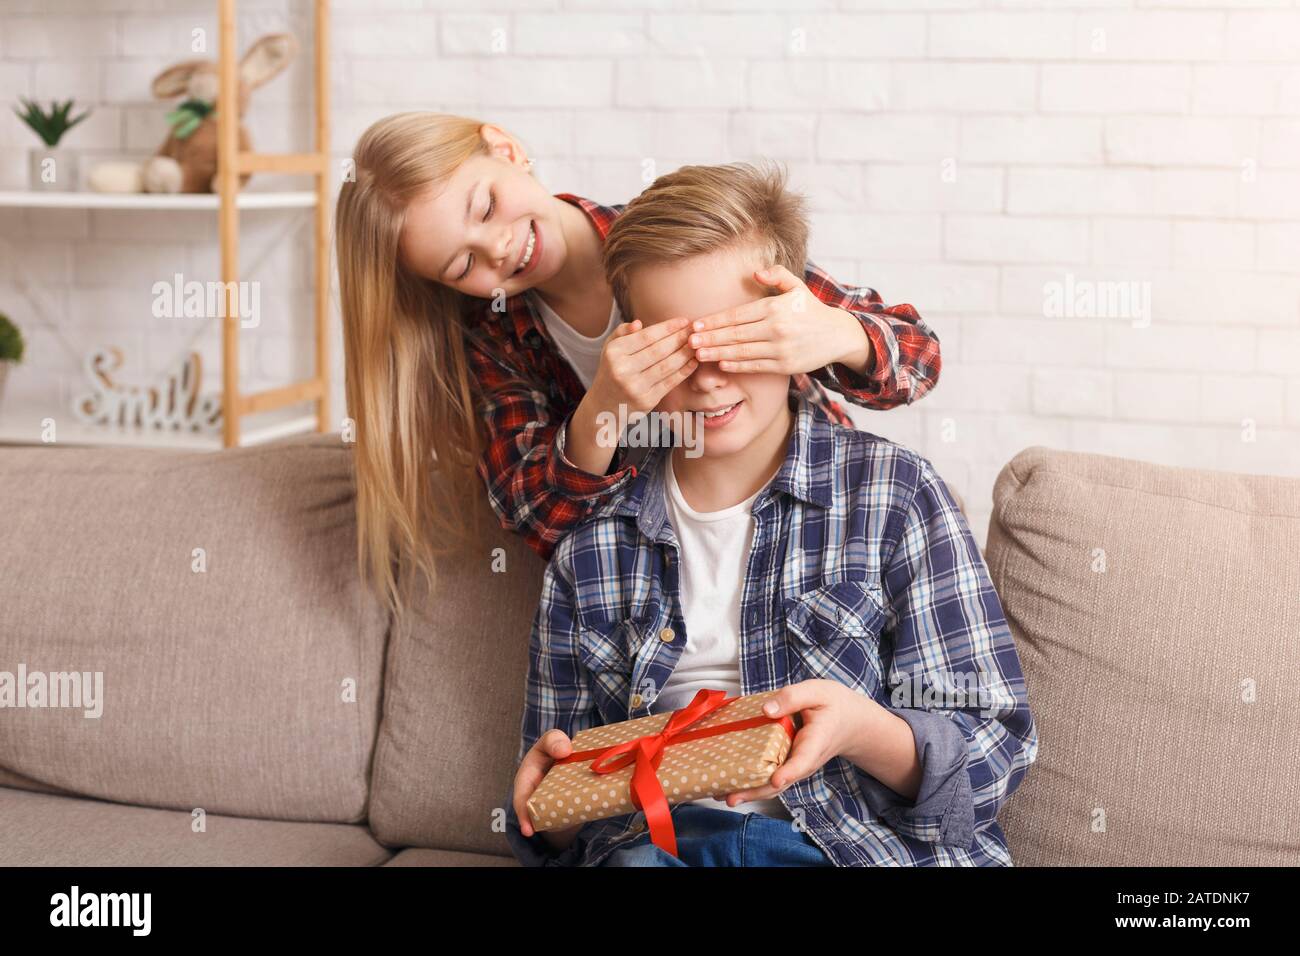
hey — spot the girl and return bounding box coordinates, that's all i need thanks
[334,112,942,613]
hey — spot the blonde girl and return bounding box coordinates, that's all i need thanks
[335,112,942,613]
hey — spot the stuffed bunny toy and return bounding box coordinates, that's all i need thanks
[88,33,298,195]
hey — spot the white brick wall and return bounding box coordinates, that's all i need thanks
[1,0,1298,546]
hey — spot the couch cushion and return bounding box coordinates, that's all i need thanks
[0,435,388,823]
[367,489,545,856]
[987,446,1300,866]
[0,786,391,866]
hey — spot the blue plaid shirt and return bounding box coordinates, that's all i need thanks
[506,397,1037,866]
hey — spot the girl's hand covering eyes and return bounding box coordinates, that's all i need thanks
[686,265,872,376]
[587,316,699,417]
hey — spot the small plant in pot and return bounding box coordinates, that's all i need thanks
[0,312,24,412]
[14,98,91,192]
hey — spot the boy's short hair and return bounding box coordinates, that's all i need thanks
[603,162,810,322]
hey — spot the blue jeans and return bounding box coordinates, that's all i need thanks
[599,804,832,867]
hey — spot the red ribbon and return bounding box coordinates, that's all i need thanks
[555,688,795,858]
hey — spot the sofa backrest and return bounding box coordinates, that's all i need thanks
[366,487,544,856]
[0,435,388,823]
[987,446,1300,866]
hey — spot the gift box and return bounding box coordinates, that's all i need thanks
[527,688,795,857]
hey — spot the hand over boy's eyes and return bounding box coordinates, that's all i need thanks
[687,266,872,376]
[590,316,699,415]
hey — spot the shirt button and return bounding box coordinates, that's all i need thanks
[630,693,643,709]
[658,627,675,643]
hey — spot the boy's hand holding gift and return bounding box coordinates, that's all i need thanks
[516,689,797,858]
[513,729,583,851]
[514,683,924,858]
[686,265,873,377]
[724,680,923,807]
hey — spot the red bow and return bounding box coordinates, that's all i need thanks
[556,688,795,858]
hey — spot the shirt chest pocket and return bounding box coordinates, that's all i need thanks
[783,581,888,692]
[577,608,664,699]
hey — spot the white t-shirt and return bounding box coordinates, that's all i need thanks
[532,293,621,390]
[655,453,791,821]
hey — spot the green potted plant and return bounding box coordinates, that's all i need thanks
[14,97,91,192]
[0,312,24,412]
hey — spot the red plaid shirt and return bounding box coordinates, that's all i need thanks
[464,194,942,561]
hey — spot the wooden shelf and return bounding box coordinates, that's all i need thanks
[0,190,318,211]
[1,0,333,451]
[215,0,333,447]
[0,396,318,450]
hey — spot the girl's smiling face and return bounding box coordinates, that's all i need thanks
[397,126,567,299]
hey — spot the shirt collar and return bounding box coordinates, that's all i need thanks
[554,192,619,240]
[606,396,838,544]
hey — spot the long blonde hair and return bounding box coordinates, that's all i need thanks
[335,112,490,617]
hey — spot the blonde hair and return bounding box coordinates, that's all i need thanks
[335,111,490,617]
[603,162,809,321]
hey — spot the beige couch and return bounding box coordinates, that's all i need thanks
[1,435,1296,866]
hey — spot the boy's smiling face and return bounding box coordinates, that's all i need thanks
[626,244,793,460]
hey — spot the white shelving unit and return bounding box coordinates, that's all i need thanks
[0,397,317,450]
[0,190,317,211]
[0,190,321,451]
[1,0,333,452]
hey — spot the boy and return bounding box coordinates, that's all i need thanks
[506,164,1037,867]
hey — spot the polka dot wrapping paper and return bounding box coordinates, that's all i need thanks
[527,690,792,832]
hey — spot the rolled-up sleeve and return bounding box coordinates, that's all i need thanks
[467,332,636,561]
[854,707,975,848]
[801,261,943,409]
